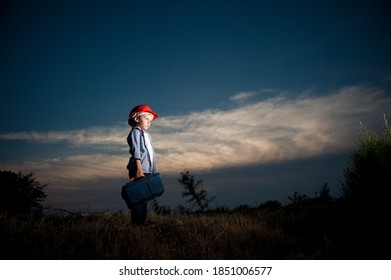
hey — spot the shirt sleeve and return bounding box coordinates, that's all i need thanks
[128,128,142,160]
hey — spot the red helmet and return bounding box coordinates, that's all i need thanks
[128,104,159,126]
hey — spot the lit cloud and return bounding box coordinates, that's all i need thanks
[0,125,126,146]
[1,85,390,192]
[154,86,390,174]
[229,91,256,102]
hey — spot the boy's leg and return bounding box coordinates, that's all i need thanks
[131,202,148,225]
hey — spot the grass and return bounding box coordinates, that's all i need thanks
[0,204,367,260]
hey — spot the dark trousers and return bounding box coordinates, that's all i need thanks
[130,202,148,225]
[123,170,151,225]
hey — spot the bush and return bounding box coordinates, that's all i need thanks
[340,114,391,208]
[0,170,47,217]
[178,170,215,212]
[339,115,391,258]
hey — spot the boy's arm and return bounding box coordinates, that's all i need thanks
[135,159,144,178]
[129,128,145,179]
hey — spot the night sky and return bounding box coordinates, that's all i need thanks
[1,0,390,211]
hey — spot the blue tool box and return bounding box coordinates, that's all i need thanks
[121,173,165,207]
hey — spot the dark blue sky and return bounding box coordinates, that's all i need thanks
[1,0,390,211]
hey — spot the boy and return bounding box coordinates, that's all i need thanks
[124,104,158,226]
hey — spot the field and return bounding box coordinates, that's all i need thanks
[3,203,387,260]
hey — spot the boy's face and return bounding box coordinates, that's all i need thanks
[135,114,153,130]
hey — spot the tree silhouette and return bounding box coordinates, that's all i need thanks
[178,170,215,212]
[0,170,47,216]
[340,114,391,208]
[338,115,391,258]
[315,182,332,203]
[288,191,309,206]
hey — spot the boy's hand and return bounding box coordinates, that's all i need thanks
[136,169,145,178]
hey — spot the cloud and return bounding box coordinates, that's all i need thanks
[229,91,256,102]
[0,125,126,147]
[229,88,284,103]
[1,85,390,193]
[153,85,390,173]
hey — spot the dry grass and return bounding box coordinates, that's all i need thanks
[0,206,348,260]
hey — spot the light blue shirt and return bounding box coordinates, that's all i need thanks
[127,126,156,174]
